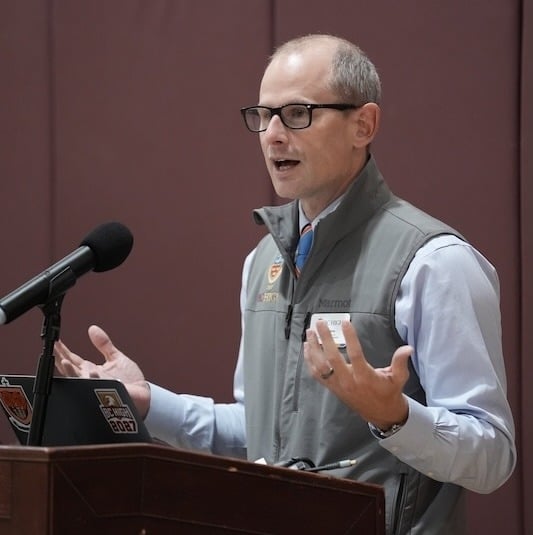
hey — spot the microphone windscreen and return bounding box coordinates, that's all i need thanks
[80,222,134,272]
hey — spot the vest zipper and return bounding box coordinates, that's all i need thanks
[273,303,293,460]
[392,470,408,535]
[292,312,312,411]
[301,312,311,341]
[284,304,293,339]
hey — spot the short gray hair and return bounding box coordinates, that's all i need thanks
[270,34,382,105]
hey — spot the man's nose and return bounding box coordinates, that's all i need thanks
[262,113,288,142]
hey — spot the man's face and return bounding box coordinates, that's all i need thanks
[258,47,363,219]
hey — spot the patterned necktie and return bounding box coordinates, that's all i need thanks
[295,223,313,276]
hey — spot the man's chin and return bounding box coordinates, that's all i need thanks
[272,185,300,201]
[270,175,302,200]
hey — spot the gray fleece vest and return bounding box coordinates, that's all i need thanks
[242,157,466,534]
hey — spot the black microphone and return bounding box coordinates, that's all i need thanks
[0,222,133,325]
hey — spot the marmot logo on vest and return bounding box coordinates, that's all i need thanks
[268,253,284,284]
[318,298,352,309]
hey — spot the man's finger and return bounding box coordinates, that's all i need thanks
[88,325,120,361]
[54,340,84,366]
[305,327,321,350]
[312,320,352,374]
[57,359,80,377]
[314,320,338,351]
[341,320,367,368]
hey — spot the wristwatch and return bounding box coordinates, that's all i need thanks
[369,422,404,439]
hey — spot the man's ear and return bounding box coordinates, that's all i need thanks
[353,103,380,148]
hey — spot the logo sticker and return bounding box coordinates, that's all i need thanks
[268,254,284,284]
[95,389,138,434]
[0,377,32,432]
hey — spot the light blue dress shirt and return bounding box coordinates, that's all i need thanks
[145,233,516,493]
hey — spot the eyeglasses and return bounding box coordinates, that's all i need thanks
[240,103,360,132]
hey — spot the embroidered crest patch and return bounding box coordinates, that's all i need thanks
[268,253,284,284]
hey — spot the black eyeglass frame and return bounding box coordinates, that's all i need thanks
[240,103,360,132]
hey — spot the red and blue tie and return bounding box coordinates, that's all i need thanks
[295,223,313,276]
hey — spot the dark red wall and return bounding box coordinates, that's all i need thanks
[0,1,530,533]
[520,0,533,533]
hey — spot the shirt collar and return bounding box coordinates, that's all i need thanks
[298,193,347,233]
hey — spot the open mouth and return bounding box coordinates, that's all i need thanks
[274,159,300,171]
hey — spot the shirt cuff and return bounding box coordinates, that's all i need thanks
[374,397,445,474]
[144,383,187,444]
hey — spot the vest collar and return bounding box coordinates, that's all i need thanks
[253,155,394,250]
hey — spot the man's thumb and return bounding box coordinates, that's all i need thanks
[391,345,413,383]
[88,325,115,356]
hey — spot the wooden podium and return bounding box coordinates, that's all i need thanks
[0,443,385,534]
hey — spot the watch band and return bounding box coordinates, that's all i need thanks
[369,422,404,439]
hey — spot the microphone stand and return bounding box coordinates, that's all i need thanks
[27,267,76,446]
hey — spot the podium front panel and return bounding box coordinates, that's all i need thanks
[0,444,385,534]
